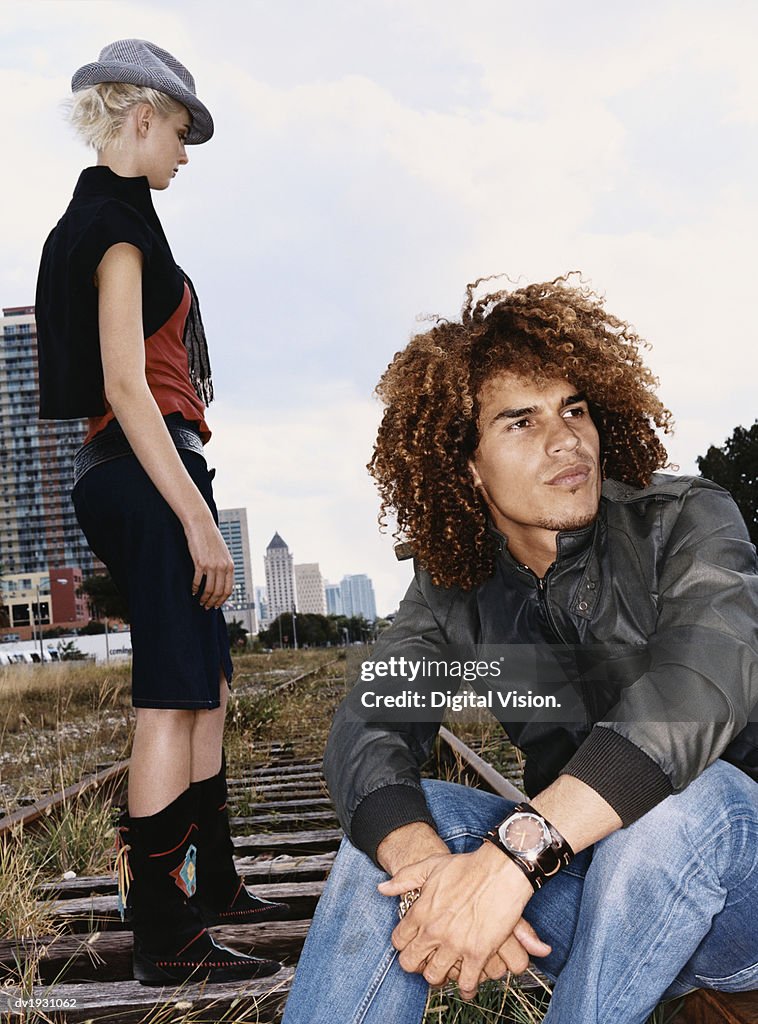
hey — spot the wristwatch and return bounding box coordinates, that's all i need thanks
[484,802,574,891]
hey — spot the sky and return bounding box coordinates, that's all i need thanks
[2,0,758,615]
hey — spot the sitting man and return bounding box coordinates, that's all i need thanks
[283,276,758,1024]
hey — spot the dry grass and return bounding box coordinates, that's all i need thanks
[424,980,683,1024]
[0,661,133,823]
[0,829,62,942]
[425,974,551,1024]
[0,660,132,732]
[0,649,343,876]
[231,649,339,692]
[225,650,346,769]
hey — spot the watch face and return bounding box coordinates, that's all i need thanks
[499,812,551,859]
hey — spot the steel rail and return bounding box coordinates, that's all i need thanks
[438,725,525,801]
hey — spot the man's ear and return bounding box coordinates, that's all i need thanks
[468,457,483,489]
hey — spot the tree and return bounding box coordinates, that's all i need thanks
[257,612,376,648]
[78,620,107,635]
[259,613,339,648]
[226,618,249,648]
[42,625,72,639]
[78,573,130,623]
[58,639,87,661]
[697,421,758,545]
[337,615,373,644]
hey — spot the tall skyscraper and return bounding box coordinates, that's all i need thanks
[254,585,269,627]
[264,532,296,621]
[340,574,378,621]
[294,563,326,615]
[0,305,96,579]
[324,582,343,616]
[218,508,257,636]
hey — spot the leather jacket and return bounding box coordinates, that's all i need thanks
[324,475,758,864]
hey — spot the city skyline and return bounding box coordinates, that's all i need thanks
[258,528,382,620]
[2,2,757,614]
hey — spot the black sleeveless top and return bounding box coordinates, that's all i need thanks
[36,166,187,419]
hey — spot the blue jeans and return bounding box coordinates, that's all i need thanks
[282,760,758,1024]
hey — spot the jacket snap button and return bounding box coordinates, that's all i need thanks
[586,581,596,590]
[578,600,589,612]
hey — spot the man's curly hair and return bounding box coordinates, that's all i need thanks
[369,274,673,591]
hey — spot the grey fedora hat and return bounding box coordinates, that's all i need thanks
[72,38,214,144]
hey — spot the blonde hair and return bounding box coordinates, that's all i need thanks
[68,82,183,150]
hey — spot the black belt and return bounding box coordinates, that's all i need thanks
[73,422,204,486]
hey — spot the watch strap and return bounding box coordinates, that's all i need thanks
[485,801,574,891]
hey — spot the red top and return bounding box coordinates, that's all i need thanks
[85,283,211,443]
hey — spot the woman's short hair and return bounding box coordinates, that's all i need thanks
[68,82,183,150]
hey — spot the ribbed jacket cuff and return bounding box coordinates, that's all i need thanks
[560,727,673,826]
[350,784,437,868]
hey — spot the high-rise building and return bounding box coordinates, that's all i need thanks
[340,574,377,621]
[324,582,343,616]
[0,306,96,583]
[218,508,257,636]
[254,585,269,628]
[294,563,326,615]
[264,532,295,621]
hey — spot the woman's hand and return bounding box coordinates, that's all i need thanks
[184,513,235,609]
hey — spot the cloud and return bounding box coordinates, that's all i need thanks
[2,0,757,613]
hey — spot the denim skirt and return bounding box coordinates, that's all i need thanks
[72,443,233,709]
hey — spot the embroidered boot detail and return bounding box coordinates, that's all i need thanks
[170,842,197,898]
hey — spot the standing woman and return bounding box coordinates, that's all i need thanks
[35,40,285,985]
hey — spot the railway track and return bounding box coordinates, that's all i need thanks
[1,742,320,1021]
[0,660,755,1023]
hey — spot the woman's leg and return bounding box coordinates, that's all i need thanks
[189,671,229,781]
[188,672,289,924]
[127,668,229,814]
[123,684,280,983]
[129,707,195,815]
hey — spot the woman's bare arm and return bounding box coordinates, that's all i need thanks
[95,241,233,609]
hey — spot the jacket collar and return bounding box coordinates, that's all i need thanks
[489,514,599,575]
[73,165,156,220]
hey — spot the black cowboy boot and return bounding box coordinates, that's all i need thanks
[189,752,290,926]
[117,788,282,985]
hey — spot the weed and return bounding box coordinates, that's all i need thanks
[227,693,280,739]
[425,976,551,1023]
[28,793,117,878]
[0,829,61,942]
[423,976,683,1024]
